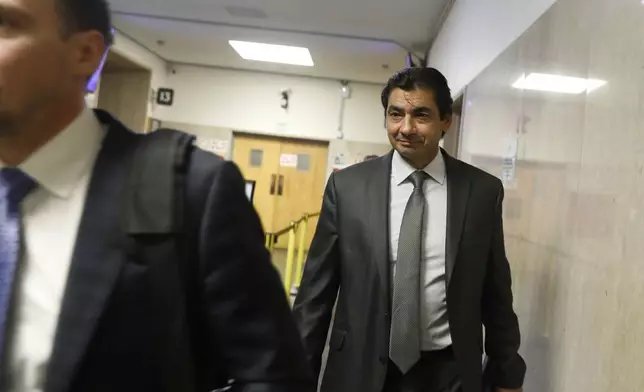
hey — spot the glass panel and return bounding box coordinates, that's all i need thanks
[296,154,310,172]
[249,149,263,167]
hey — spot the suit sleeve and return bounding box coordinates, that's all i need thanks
[292,172,342,381]
[482,184,527,389]
[197,161,315,392]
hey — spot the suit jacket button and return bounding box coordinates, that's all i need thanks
[379,356,387,365]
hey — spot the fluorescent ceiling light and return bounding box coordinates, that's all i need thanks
[229,40,314,66]
[512,73,607,94]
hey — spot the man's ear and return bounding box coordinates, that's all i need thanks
[70,31,107,80]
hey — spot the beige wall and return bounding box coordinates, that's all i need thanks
[325,139,392,180]
[97,71,151,132]
[112,31,167,106]
[458,0,644,390]
[153,66,388,145]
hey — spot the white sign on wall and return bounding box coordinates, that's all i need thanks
[501,135,518,189]
[501,157,517,189]
[280,154,298,167]
[195,138,229,158]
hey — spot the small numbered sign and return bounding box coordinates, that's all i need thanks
[156,88,174,106]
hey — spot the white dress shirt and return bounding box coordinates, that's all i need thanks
[389,150,452,351]
[0,108,105,391]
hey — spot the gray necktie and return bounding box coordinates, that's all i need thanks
[390,170,429,374]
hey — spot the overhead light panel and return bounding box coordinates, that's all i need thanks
[224,6,268,19]
[512,73,607,94]
[229,40,314,66]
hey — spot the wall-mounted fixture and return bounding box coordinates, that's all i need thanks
[340,80,352,99]
[337,81,352,139]
[280,89,291,110]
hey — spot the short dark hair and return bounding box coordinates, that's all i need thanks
[57,0,113,46]
[381,67,453,120]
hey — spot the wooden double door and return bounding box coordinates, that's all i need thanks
[232,133,329,249]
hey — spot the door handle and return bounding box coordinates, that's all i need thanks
[270,174,277,195]
[277,175,284,196]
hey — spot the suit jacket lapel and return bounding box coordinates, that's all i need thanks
[444,151,471,288]
[366,152,393,305]
[45,112,137,392]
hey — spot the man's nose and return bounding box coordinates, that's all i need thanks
[400,115,415,134]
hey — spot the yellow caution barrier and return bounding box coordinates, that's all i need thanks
[265,212,320,296]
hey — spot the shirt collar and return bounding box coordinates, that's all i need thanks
[392,149,446,186]
[13,107,105,198]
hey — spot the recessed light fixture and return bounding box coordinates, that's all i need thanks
[224,5,268,19]
[512,73,607,94]
[229,40,314,66]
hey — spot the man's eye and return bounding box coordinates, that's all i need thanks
[0,15,13,28]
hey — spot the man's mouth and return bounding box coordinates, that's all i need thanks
[397,139,419,146]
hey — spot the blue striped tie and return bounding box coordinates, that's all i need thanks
[0,168,36,362]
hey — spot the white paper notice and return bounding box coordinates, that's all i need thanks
[280,154,298,167]
[195,138,229,158]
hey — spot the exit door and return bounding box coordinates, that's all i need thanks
[232,134,328,249]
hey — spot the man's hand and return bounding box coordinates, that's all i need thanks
[496,389,522,392]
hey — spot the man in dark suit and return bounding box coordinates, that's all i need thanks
[0,0,313,391]
[293,67,526,392]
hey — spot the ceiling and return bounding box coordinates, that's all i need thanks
[104,50,147,72]
[108,0,453,84]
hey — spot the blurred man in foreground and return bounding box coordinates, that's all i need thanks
[0,0,313,391]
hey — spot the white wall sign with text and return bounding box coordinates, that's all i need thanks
[195,138,229,158]
[280,154,298,167]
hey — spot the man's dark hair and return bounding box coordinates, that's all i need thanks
[381,67,453,120]
[57,0,114,46]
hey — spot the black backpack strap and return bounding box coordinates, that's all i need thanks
[124,129,195,235]
[121,129,203,388]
